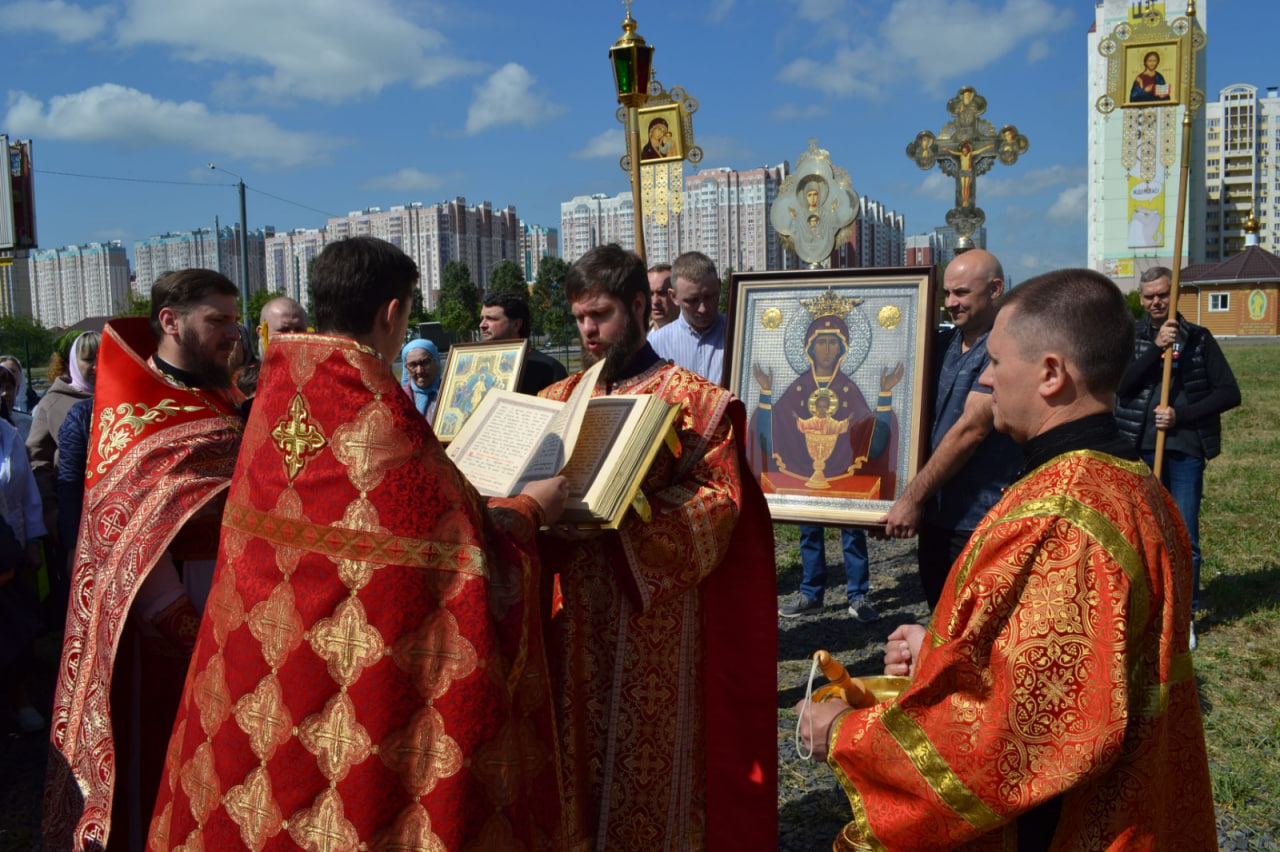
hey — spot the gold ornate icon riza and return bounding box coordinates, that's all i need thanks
[760,307,783,330]
[878,305,902,330]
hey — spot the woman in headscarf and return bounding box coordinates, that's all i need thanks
[27,330,99,623]
[400,338,441,421]
[0,374,46,732]
[0,356,33,440]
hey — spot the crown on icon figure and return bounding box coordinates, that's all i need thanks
[800,289,861,320]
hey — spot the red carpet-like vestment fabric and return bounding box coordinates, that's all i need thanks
[148,334,565,851]
[540,361,778,851]
[44,318,244,851]
[828,450,1217,851]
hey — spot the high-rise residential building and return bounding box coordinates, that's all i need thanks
[134,226,272,297]
[1087,0,1208,289]
[903,226,987,269]
[1204,84,1280,260]
[0,250,34,318]
[521,224,559,282]
[832,196,905,269]
[264,228,328,310]
[265,198,522,312]
[678,164,792,273]
[559,192,637,261]
[560,164,795,274]
[28,241,131,327]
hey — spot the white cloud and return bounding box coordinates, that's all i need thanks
[0,0,111,41]
[984,165,1086,198]
[884,0,1072,86]
[4,84,341,167]
[913,171,953,202]
[465,63,565,135]
[708,0,736,23]
[796,0,846,22]
[779,0,1072,97]
[695,134,756,166]
[771,103,830,121]
[570,130,625,161]
[1046,184,1087,223]
[1027,38,1050,63]
[360,168,457,193]
[117,0,483,102]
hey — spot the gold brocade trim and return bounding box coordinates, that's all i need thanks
[94,399,204,475]
[224,500,487,577]
[380,705,464,796]
[308,596,385,687]
[880,704,1003,830]
[271,394,327,481]
[223,765,284,850]
[369,804,445,852]
[298,692,373,783]
[1142,652,1196,718]
[193,653,232,738]
[180,741,223,826]
[233,674,293,763]
[288,788,359,852]
[331,400,412,493]
[247,582,305,670]
[982,493,1150,678]
[827,712,888,852]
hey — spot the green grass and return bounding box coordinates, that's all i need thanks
[1192,341,1280,834]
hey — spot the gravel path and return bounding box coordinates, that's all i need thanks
[3,532,1272,850]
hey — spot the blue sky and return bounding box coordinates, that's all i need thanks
[1,0,1269,283]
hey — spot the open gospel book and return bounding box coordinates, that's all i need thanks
[445,360,681,529]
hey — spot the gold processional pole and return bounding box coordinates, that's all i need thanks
[609,3,653,264]
[1095,0,1205,478]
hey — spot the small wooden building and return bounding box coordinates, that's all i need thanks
[1176,220,1280,337]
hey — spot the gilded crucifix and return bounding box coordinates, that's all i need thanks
[906,86,1028,252]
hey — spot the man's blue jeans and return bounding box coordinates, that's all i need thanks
[798,525,869,603]
[1143,450,1205,612]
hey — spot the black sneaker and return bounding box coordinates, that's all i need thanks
[848,598,879,623]
[779,595,824,618]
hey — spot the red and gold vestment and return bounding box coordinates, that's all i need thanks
[828,449,1216,850]
[539,359,778,851]
[44,318,244,851]
[147,333,564,851]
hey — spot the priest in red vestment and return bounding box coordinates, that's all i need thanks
[539,243,778,851]
[147,236,569,851]
[797,269,1217,850]
[45,270,246,851]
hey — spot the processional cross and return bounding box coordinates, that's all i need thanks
[906,86,1028,252]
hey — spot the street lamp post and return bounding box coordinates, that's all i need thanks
[208,163,251,317]
[609,6,653,263]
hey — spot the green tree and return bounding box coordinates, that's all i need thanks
[246,289,285,327]
[407,284,432,330]
[1125,288,1146,320]
[719,266,735,316]
[437,261,480,341]
[119,291,151,318]
[0,315,55,379]
[531,257,571,345]
[486,260,528,298]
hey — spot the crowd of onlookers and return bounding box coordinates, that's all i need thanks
[1,334,99,734]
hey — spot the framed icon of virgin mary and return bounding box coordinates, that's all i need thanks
[723,266,936,526]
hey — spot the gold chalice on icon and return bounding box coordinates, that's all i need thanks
[803,431,837,489]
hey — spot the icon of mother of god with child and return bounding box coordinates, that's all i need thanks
[747,289,904,499]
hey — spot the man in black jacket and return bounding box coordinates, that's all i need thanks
[1116,266,1240,647]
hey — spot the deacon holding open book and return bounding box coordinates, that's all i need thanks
[147,237,572,850]
[538,243,778,851]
